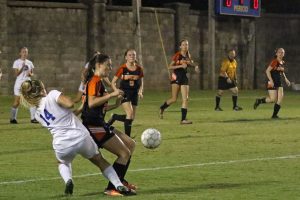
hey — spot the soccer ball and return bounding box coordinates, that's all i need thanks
[141,128,161,149]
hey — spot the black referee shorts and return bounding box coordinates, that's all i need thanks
[217,76,237,90]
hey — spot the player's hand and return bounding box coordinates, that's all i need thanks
[226,78,232,84]
[110,89,124,98]
[285,79,291,87]
[115,95,123,106]
[138,91,143,99]
[194,66,200,73]
[268,80,274,88]
[181,63,187,69]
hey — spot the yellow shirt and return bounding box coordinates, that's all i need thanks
[220,58,237,80]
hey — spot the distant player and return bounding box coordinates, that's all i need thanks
[20,79,135,196]
[109,49,144,137]
[215,49,242,111]
[159,39,200,124]
[253,48,290,118]
[81,53,137,196]
[10,47,38,124]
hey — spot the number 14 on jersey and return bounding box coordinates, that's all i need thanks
[40,109,56,126]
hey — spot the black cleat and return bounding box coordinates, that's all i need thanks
[64,179,74,196]
[215,107,223,111]
[271,115,280,119]
[31,119,39,124]
[116,185,137,196]
[253,99,260,110]
[10,119,18,124]
[233,106,243,111]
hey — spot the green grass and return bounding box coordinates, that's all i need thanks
[1,90,300,200]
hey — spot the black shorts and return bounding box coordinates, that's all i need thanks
[218,76,237,90]
[84,124,115,148]
[121,89,139,106]
[266,80,282,90]
[170,72,189,85]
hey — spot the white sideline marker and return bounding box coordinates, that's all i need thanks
[1,154,299,185]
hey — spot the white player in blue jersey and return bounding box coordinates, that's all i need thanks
[10,47,38,124]
[20,79,136,196]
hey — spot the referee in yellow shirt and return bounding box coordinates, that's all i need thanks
[215,49,242,111]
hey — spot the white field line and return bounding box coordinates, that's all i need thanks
[1,154,299,186]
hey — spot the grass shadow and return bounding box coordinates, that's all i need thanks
[140,180,279,195]
[220,117,300,123]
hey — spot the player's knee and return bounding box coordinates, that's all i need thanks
[118,149,131,161]
[126,112,134,119]
[182,98,188,104]
[128,139,136,153]
[277,97,283,104]
[269,97,276,103]
[169,98,177,104]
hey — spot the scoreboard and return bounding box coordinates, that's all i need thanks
[215,0,261,17]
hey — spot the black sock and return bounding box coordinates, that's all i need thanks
[260,98,266,104]
[232,95,238,108]
[215,96,221,108]
[124,119,133,137]
[181,108,187,121]
[123,156,131,183]
[272,103,281,117]
[106,162,127,190]
[113,114,126,122]
[160,102,170,110]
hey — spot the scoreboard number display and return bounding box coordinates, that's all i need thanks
[215,0,261,17]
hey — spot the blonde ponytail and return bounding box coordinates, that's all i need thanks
[20,80,44,108]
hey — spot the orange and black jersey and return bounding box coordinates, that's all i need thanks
[172,52,190,76]
[115,64,144,90]
[269,59,285,81]
[81,75,108,126]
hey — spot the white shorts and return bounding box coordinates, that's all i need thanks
[55,135,99,164]
[14,81,23,96]
[78,82,85,93]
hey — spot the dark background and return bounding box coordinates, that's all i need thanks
[16,0,300,14]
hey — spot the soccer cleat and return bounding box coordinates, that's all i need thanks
[64,179,74,196]
[271,115,280,119]
[31,119,39,124]
[215,107,223,111]
[180,119,193,125]
[159,108,164,119]
[104,189,124,197]
[233,106,243,111]
[253,99,260,110]
[10,119,18,124]
[116,186,137,196]
[122,180,137,190]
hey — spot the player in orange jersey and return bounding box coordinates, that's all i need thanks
[253,48,290,118]
[108,49,144,137]
[159,39,199,124]
[81,53,137,196]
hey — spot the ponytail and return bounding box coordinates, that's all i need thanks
[20,80,44,108]
[84,53,110,83]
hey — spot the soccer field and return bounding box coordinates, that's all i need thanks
[0,90,300,200]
